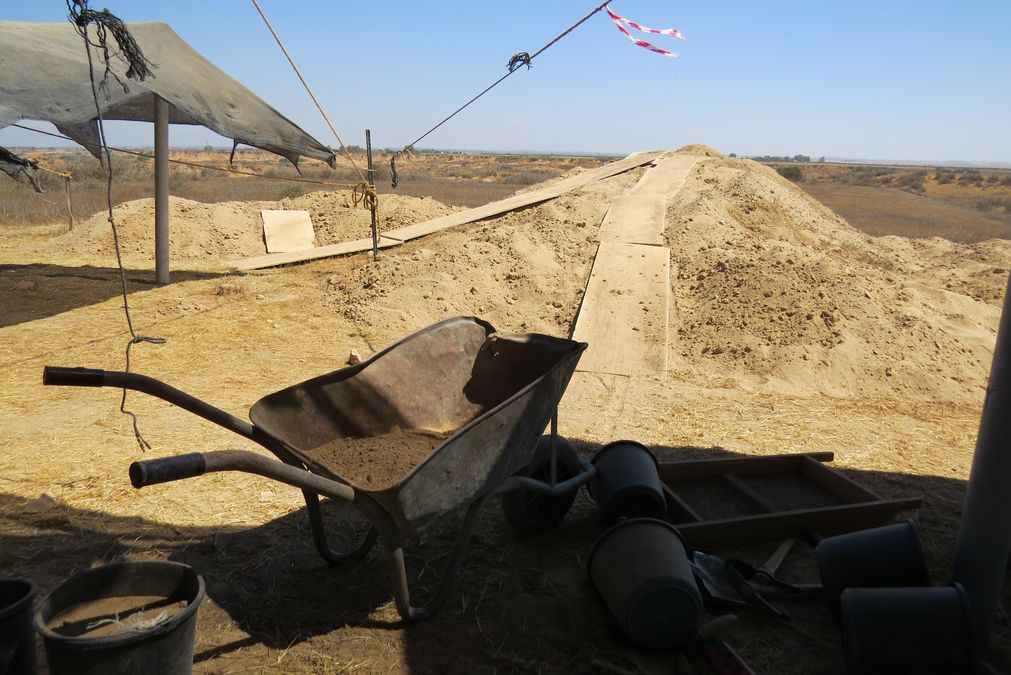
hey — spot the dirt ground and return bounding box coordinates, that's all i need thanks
[2,147,1011,673]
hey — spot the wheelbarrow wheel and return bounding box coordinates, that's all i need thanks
[503,435,581,535]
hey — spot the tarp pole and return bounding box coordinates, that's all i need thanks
[154,95,170,285]
[952,269,1011,648]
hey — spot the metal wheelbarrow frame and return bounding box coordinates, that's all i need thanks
[44,316,593,621]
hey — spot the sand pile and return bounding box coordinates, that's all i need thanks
[321,167,648,337]
[667,158,1010,402]
[321,150,1008,407]
[47,192,458,265]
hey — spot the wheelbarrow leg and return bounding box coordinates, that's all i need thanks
[382,493,492,621]
[303,490,379,566]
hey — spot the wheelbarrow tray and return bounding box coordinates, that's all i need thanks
[248,316,586,536]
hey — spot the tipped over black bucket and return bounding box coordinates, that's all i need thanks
[589,440,667,525]
[34,561,204,675]
[588,518,702,649]
[0,578,38,675]
[815,520,930,614]
[841,584,976,674]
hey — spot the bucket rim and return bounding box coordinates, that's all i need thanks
[841,582,977,670]
[33,560,205,650]
[587,517,687,578]
[590,440,659,470]
[0,578,38,621]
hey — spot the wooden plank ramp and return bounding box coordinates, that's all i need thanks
[231,150,664,271]
[571,242,670,376]
[596,194,667,246]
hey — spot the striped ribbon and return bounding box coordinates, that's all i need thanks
[605,6,683,58]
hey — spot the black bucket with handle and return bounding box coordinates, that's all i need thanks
[588,440,667,525]
[0,578,38,675]
[34,561,204,675]
[588,517,702,648]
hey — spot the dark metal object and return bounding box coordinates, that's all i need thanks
[588,517,702,649]
[658,453,922,547]
[366,128,378,258]
[815,520,930,616]
[841,584,976,675]
[589,440,666,524]
[952,270,1011,648]
[45,317,589,621]
[34,561,204,675]
[0,579,38,675]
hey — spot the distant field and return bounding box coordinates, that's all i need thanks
[777,162,1011,243]
[801,183,1011,242]
[5,147,1011,244]
[0,148,611,228]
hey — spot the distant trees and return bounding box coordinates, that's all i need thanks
[753,154,811,163]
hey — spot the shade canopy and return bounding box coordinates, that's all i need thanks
[0,21,336,167]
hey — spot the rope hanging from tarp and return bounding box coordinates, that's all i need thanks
[67,0,154,91]
[68,0,164,451]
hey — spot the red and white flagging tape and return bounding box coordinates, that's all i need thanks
[605,6,684,58]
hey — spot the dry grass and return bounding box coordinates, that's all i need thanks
[790,163,1011,243]
[0,148,613,227]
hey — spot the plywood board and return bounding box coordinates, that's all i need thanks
[571,242,670,376]
[232,151,665,270]
[233,236,401,271]
[261,210,315,253]
[629,155,700,196]
[380,151,665,241]
[596,194,667,245]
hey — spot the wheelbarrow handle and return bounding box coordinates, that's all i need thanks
[43,366,107,387]
[130,453,207,487]
[130,450,357,502]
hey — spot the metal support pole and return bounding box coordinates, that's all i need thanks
[951,270,1011,648]
[154,95,170,285]
[366,129,378,259]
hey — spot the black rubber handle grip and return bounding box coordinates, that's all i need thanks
[43,366,107,387]
[130,453,208,488]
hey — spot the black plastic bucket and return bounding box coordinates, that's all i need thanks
[0,578,38,675]
[841,584,975,674]
[34,561,204,675]
[589,440,667,525]
[815,520,930,614]
[588,518,702,649]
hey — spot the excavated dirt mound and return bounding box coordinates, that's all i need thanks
[321,168,648,337]
[42,192,457,265]
[666,158,1010,403]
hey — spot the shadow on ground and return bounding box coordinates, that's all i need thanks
[4,443,1010,674]
[0,264,223,327]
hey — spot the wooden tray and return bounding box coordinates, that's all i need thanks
[659,452,922,547]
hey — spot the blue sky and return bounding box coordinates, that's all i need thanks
[2,1,1010,162]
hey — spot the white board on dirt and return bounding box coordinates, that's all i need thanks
[261,210,315,253]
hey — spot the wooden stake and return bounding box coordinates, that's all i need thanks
[366,129,378,260]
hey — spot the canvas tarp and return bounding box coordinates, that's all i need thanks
[0,21,336,167]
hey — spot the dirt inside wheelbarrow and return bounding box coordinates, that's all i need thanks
[305,426,450,489]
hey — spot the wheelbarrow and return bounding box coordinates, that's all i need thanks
[43,316,594,621]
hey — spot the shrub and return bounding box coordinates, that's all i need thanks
[895,170,927,193]
[277,182,307,199]
[776,165,804,182]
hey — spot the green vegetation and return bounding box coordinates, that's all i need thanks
[776,165,804,182]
